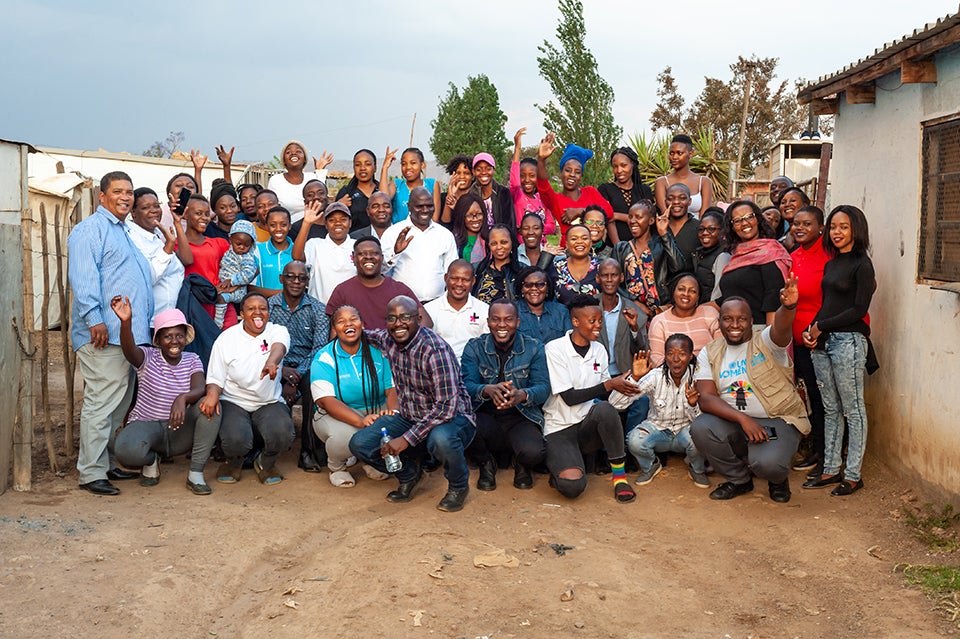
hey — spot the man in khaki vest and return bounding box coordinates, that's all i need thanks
[690,275,810,503]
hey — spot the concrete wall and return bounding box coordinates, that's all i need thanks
[0,141,28,493]
[829,51,960,498]
[28,148,248,201]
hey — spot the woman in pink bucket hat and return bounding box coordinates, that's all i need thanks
[110,299,222,495]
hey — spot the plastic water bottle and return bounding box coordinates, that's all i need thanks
[381,427,402,473]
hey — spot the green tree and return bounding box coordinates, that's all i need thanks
[536,0,622,186]
[650,57,816,173]
[429,74,510,180]
[648,66,684,133]
[143,131,184,158]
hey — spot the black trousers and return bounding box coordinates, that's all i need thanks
[467,408,546,469]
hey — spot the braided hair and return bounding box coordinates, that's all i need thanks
[331,306,382,414]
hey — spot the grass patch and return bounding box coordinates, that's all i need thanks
[898,504,960,629]
[902,503,960,551]
[896,563,960,593]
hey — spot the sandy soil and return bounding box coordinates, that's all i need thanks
[1,332,955,638]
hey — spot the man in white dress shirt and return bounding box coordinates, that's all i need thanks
[380,187,458,302]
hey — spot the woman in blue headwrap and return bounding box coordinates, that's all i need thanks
[535,132,612,248]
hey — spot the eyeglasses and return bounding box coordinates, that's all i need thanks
[731,213,756,226]
[583,220,605,228]
[697,226,721,235]
[522,281,547,290]
[282,274,309,282]
[386,313,415,324]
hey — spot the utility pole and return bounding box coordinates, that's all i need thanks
[408,113,417,148]
[734,62,756,192]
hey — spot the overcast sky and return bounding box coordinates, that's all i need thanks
[3,0,957,167]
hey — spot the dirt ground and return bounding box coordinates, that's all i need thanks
[1,333,956,638]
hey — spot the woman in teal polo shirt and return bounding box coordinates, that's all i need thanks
[310,305,399,487]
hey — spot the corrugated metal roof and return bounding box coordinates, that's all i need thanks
[799,7,960,98]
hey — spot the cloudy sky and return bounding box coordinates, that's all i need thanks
[3,0,957,167]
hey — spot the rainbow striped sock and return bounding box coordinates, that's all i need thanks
[610,458,627,485]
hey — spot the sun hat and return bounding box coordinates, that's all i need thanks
[152,308,195,346]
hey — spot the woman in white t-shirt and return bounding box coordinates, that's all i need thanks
[200,293,294,485]
[266,140,333,223]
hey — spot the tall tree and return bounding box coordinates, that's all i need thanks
[536,0,622,186]
[649,57,814,173]
[649,66,684,133]
[429,74,510,180]
[143,131,185,158]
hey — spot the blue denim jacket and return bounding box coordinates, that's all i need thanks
[461,333,551,428]
[516,300,572,345]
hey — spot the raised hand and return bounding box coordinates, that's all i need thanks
[685,378,700,406]
[313,151,334,170]
[303,199,325,227]
[394,226,413,254]
[538,132,556,161]
[631,349,651,380]
[190,148,208,171]
[215,144,234,165]
[337,192,352,207]
[780,271,799,308]
[383,146,398,169]
[514,127,527,149]
[110,295,132,322]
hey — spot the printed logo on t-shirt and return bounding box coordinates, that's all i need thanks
[722,380,753,411]
[593,361,601,372]
[469,313,480,324]
[750,351,767,366]
[717,356,747,381]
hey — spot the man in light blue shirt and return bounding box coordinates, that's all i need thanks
[68,171,153,495]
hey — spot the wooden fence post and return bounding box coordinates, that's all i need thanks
[55,201,74,456]
[15,202,35,491]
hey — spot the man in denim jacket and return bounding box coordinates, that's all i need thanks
[461,299,550,491]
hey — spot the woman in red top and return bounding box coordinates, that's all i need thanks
[535,132,612,247]
[788,205,829,474]
[176,194,238,328]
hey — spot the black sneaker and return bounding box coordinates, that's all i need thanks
[792,452,821,472]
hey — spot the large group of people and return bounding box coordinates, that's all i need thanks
[67,131,877,511]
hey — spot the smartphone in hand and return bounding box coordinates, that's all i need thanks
[174,188,192,216]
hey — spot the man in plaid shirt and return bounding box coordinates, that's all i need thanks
[349,295,477,512]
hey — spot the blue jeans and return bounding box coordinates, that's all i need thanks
[812,332,868,482]
[624,396,650,431]
[349,414,476,491]
[627,422,705,474]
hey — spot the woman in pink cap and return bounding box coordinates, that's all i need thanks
[110,298,222,495]
[469,151,516,235]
